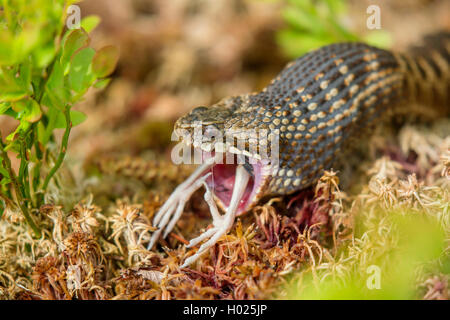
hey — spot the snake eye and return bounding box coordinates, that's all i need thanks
[204,125,220,139]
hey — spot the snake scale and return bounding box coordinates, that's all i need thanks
[150,32,450,266]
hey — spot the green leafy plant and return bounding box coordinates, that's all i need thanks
[277,0,391,58]
[0,0,118,236]
[284,210,446,299]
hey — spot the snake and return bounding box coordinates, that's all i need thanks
[149,32,450,267]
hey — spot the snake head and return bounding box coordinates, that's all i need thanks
[172,95,277,216]
[175,104,229,152]
[176,105,233,127]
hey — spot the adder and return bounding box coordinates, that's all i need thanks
[149,32,450,267]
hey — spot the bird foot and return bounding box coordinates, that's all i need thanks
[181,164,250,267]
[148,158,251,268]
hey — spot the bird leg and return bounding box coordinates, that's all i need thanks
[148,157,215,249]
[181,164,250,267]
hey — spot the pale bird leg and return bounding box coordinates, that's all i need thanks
[162,180,217,238]
[152,157,215,226]
[149,172,211,248]
[148,158,214,250]
[186,228,217,248]
[181,165,250,268]
[185,182,222,248]
[202,181,222,222]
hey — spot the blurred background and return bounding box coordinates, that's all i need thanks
[46,0,450,167]
[1,0,449,177]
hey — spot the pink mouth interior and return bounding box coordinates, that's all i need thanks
[203,154,263,215]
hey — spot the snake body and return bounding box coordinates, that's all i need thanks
[151,33,450,265]
[176,32,450,199]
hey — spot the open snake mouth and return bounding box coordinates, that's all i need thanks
[202,152,268,215]
[148,123,276,266]
[150,116,275,266]
[173,121,277,215]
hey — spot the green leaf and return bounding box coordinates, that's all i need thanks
[4,139,21,153]
[93,78,111,89]
[0,103,10,114]
[0,90,28,103]
[11,23,41,64]
[43,61,69,110]
[92,45,119,78]
[0,31,15,65]
[47,61,65,90]
[81,15,101,33]
[0,179,11,187]
[323,0,346,14]
[279,0,361,59]
[40,107,58,145]
[364,30,392,49]
[326,17,359,42]
[0,23,41,66]
[3,107,18,118]
[5,121,31,144]
[69,47,96,93]
[42,87,65,111]
[54,109,87,128]
[282,6,325,34]
[11,99,27,112]
[69,110,87,127]
[0,68,28,102]
[37,121,46,145]
[22,99,42,123]
[19,58,33,94]
[0,165,9,180]
[34,42,57,68]
[61,28,90,74]
[276,30,330,58]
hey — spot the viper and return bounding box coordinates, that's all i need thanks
[148,32,450,267]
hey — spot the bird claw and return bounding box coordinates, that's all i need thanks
[181,165,250,267]
[148,159,215,250]
[149,161,250,268]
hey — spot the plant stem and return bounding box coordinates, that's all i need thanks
[0,134,41,237]
[18,132,31,201]
[32,125,44,207]
[0,199,4,219]
[41,107,72,192]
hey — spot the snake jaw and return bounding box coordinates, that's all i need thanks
[201,152,272,217]
[151,97,276,265]
[173,123,274,214]
[148,130,274,266]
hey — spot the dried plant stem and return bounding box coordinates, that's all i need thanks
[0,134,41,237]
[41,107,72,192]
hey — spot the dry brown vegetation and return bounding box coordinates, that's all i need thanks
[1,123,448,299]
[0,0,449,300]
